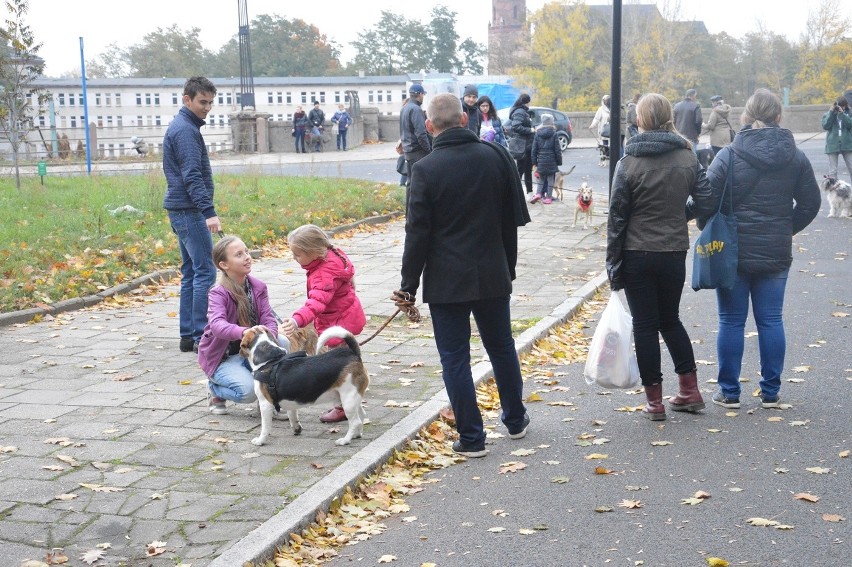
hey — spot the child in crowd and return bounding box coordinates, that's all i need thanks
[530,113,563,204]
[197,235,289,415]
[279,224,366,423]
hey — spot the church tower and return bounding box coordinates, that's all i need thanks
[488,0,527,74]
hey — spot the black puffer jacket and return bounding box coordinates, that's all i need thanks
[531,126,562,175]
[509,106,535,151]
[703,125,821,275]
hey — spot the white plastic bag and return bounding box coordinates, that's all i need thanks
[584,293,640,389]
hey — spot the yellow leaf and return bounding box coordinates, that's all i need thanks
[706,558,730,566]
[806,466,831,474]
[619,499,642,509]
[584,453,608,460]
[178,379,192,385]
[746,517,779,527]
[767,416,784,422]
[526,391,543,402]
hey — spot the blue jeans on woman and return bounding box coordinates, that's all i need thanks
[715,270,789,400]
[294,129,306,153]
[622,250,696,385]
[168,210,215,343]
[209,336,290,404]
[337,128,348,150]
[429,296,527,447]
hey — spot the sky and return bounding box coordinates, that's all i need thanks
[29,0,823,77]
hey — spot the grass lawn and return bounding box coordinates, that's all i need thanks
[0,170,403,313]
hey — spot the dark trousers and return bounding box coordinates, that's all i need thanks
[516,152,533,193]
[337,129,348,150]
[294,130,306,153]
[404,149,429,212]
[621,250,696,385]
[429,296,527,446]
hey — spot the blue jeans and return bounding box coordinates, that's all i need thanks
[429,296,527,446]
[715,270,789,399]
[209,336,290,404]
[168,210,216,342]
[294,130,306,152]
[622,250,696,385]
[337,128,348,150]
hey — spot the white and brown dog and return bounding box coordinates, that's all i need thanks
[821,176,852,218]
[552,165,576,201]
[240,325,368,446]
[573,182,594,229]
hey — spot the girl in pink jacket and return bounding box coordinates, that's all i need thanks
[279,224,366,423]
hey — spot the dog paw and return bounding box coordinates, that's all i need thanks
[293,425,302,436]
[251,437,266,446]
[335,438,351,446]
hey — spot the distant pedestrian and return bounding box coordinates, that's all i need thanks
[293,106,308,153]
[197,235,289,415]
[607,93,717,421]
[625,93,640,141]
[589,94,611,139]
[399,83,432,209]
[702,88,821,411]
[476,95,508,147]
[278,224,366,424]
[530,113,562,205]
[508,93,536,194]
[673,89,702,153]
[461,84,481,135]
[163,76,220,354]
[131,135,148,156]
[331,104,353,151]
[701,95,735,156]
[821,95,852,185]
[308,101,325,152]
[398,93,531,457]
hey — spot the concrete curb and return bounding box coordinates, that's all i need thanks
[209,269,610,566]
[0,213,402,328]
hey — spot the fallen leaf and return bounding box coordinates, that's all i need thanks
[839,450,849,458]
[510,448,536,456]
[54,494,78,501]
[767,416,784,422]
[789,420,810,426]
[805,467,831,474]
[487,526,506,533]
[791,365,810,373]
[498,461,527,474]
[146,541,167,557]
[594,466,615,475]
[831,311,849,317]
[595,506,613,513]
[584,453,608,460]
[650,440,673,446]
[619,499,643,509]
[56,455,80,467]
[46,550,68,565]
[786,378,805,383]
[378,555,397,563]
[79,549,105,565]
[746,517,780,527]
[551,476,571,484]
[518,528,536,535]
[774,467,789,474]
[706,559,729,567]
[793,492,820,503]
[681,497,704,505]
[214,437,233,444]
[775,524,795,530]
[0,446,17,453]
[707,428,722,433]
[79,483,124,493]
[822,514,845,522]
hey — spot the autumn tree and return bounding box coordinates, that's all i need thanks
[85,42,130,79]
[0,0,47,189]
[794,0,852,103]
[123,25,215,78]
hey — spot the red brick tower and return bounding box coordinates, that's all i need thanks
[488,0,527,74]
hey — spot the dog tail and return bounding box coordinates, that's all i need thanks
[316,326,361,357]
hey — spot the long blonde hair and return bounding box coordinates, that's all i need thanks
[212,235,252,327]
[742,88,782,129]
[636,93,691,148]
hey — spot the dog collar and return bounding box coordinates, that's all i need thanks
[577,194,592,211]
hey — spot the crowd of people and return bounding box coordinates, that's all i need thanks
[163,75,831,455]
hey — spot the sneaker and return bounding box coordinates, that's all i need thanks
[179,337,195,352]
[530,194,541,203]
[452,439,488,458]
[711,391,740,409]
[542,197,553,205]
[760,395,780,409]
[319,406,348,423]
[508,412,531,439]
[208,392,228,415]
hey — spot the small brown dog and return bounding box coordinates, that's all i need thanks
[552,165,576,201]
[573,182,594,229]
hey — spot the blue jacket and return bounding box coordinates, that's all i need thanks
[162,106,215,218]
[332,110,352,130]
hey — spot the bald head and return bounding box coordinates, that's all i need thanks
[427,93,465,136]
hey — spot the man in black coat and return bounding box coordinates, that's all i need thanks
[308,101,326,152]
[673,89,702,154]
[461,84,481,136]
[398,93,531,458]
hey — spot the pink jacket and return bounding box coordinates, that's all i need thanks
[197,274,278,377]
[291,248,366,338]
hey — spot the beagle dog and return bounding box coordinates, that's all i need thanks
[240,325,368,446]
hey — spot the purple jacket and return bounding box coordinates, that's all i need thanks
[197,274,278,377]
[291,248,365,337]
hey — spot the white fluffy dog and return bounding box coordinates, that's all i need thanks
[821,176,852,218]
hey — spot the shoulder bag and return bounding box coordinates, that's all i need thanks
[691,153,738,291]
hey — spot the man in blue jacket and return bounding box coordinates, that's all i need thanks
[162,76,220,353]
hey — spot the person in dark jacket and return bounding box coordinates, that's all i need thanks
[530,113,562,204]
[461,84,481,136]
[293,106,309,153]
[509,93,536,194]
[308,101,326,152]
[821,95,852,185]
[701,88,821,410]
[399,93,531,457]
[673,89,702,153]
[607,93,717,421]
[399,83,432,208]
[162,76,220,354]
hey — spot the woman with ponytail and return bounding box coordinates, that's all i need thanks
[197,235,288,415]
[279,224,366,423]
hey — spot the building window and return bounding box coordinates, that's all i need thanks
[368,91,374,103]
[277,91,283,104]
[136,93,142,105]
[300,91,307,104]
[319,91,326,103]
[386,90,392,102]
[267,92,274,104]
[70,116,76,127]
[286,92,292,104]
[145,93,151,105]
[172,93,178,105]
[106,116,113,127]
[401,89,407,100]
[95,93,101,106]
[105,93,112,106]
[154,93,160,105]
[236,93,241,105]
[377,91,384,103]
[218,93,224,105]
[155,116,161,126]
[334,91,341,103]
[58,93,65,106]
[97,116,103,127]
[137,115,143,126]
[68,93,75,106]
[117,116,123,127]
[39,115,46,127]
[115,93,121,106]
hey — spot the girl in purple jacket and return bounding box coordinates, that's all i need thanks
[279,224,366,423]
[197,235,288,415]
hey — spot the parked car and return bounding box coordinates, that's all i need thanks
[497,106,573,151]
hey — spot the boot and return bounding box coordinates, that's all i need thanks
[642,382,666,421]
[669,370,706,412]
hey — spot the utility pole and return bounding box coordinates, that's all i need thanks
[238,0,255,109]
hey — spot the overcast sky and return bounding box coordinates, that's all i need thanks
[30,0,821,77]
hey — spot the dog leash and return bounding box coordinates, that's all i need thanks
[357,291,422,346]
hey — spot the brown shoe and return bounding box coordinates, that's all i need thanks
[642,383,666,421]
[669,370,706,412]
[319,406,347,423]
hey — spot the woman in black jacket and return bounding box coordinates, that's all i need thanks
[607,93,717,421]
[701,89,820,410]
[509,93,536,194]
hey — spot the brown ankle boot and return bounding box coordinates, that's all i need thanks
[669,370,706,412]
[642,382,666,421]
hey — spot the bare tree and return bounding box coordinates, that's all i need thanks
[0,0,46,190]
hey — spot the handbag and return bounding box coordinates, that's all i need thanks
[583,293,640,389]
[691,153,738,291]
[508,135,526,159]
[722,118,735,142]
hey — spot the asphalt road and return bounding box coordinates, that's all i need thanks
[317,140,850,567]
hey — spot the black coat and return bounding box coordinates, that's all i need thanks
[703,126,821,275]
[400,127,530,303]
[531,127,562,175]
[509,106,535,152]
